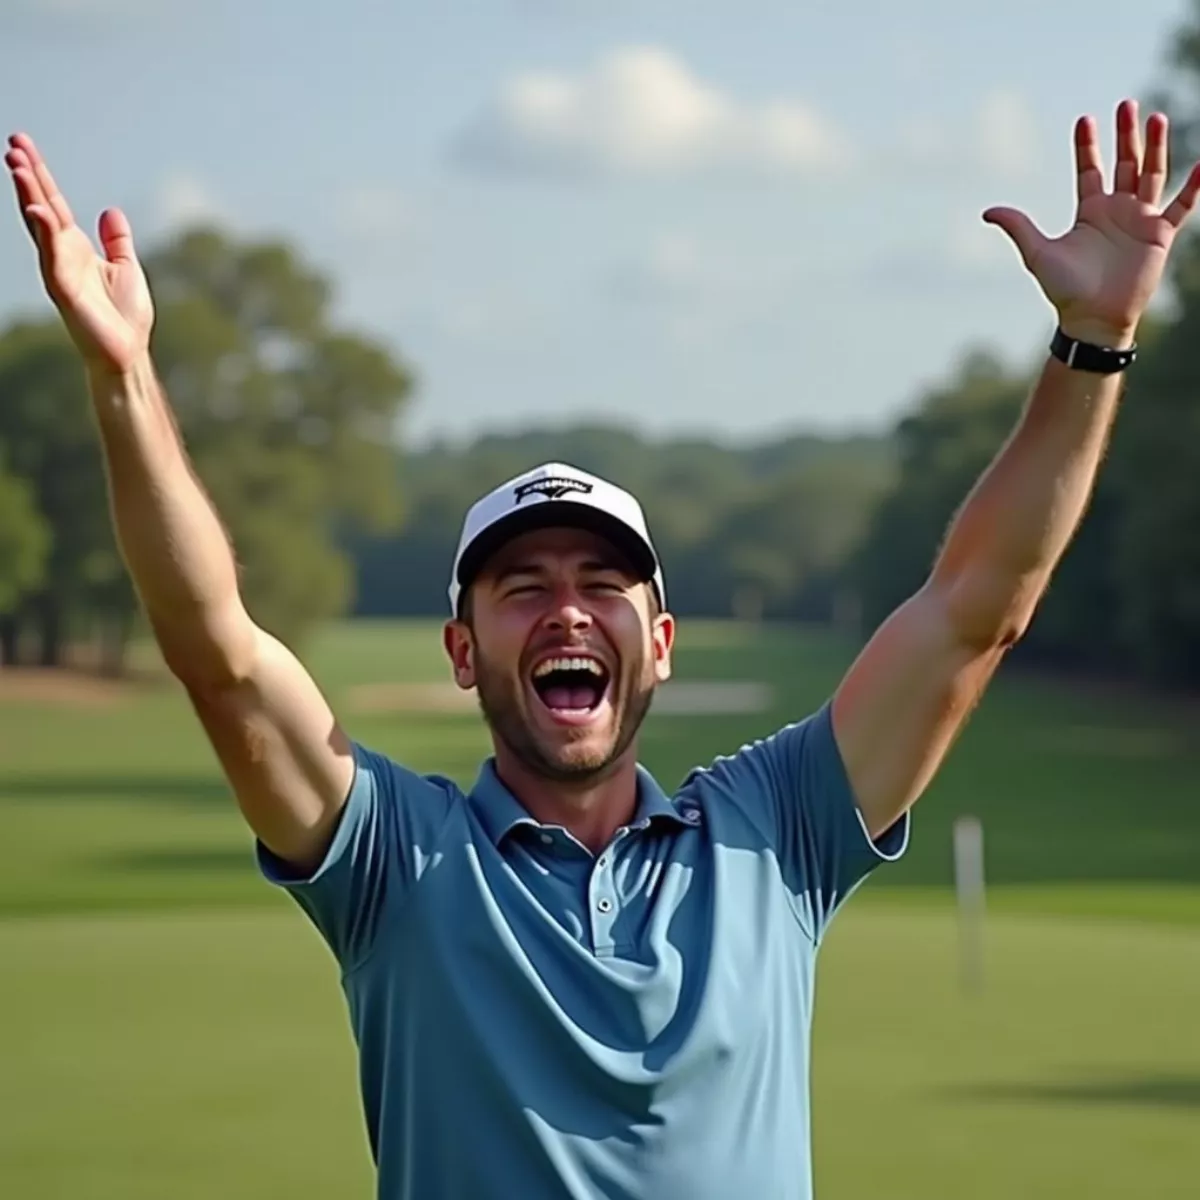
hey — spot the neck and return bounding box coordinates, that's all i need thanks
[492,746,640,853]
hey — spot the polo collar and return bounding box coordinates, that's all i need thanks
[468,759,700,847]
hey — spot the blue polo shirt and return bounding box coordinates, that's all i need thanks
[257,702,908,1200]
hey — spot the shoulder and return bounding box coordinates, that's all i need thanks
[348,741,467,828]
[681,704,834,794]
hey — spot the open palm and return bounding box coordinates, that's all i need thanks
[984,100,1200,343]
[4,134,153,373]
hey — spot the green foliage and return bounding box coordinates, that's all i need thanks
[0,464,49,613]
[346,427,895,620]
[142,227,412,645]
[851,350,1027,632]
[1107,239,1200,683]
[0,225,413,662]
[0,319,125,661]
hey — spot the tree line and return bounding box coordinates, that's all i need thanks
[0,227,413,671]
[5,6,1200,686]
[3,224,1200,688]
[344,298,1197,691]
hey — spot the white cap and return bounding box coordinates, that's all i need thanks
[448,462,665,615]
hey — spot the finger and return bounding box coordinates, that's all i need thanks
[8,132,75,229]
[5,146,50,212]
[982,206,1048,269]
[1074,116,1105,202]
[1139,112,1169,206]
[8,166,63,245]
[1163,161,1200,228]
[22,204,58,253]
[98,207,136,264]
[1113,99,1141,194]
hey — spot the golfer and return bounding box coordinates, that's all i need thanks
[6,100,1197,1200]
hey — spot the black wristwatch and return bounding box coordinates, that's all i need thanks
[1049,327,1138,374]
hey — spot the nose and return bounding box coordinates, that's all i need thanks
[541,586,593,635]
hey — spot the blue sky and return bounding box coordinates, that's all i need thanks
[2,0,1193,445]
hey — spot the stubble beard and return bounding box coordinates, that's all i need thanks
[473,646,655,783]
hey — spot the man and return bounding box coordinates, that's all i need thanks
[5,100,1197,1199]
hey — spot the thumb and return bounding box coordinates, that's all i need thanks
[982,206,1046,270]
[97,207,137,265]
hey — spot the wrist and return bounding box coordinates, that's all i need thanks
[85,352,157,396]
[1054,316,1137,351]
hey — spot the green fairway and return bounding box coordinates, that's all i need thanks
[1,908,1196,1199]
[1,618,1198,1196]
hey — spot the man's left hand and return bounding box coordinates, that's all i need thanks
[984,99,1200,348]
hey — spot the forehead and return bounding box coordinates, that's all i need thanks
[482,526,632,576]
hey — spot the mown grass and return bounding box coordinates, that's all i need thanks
[1,619,1197,1197]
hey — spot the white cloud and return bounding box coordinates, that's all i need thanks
[454,46,851,179]
[150,172,229,232]
[892,88,1039,181]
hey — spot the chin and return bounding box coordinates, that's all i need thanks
[538,734,621,779]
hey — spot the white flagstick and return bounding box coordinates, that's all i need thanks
[953,816,986,994]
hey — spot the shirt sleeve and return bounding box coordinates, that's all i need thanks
[255,742,451,974]
[706,701,909,942]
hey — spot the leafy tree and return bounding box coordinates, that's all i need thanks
[0,319,121,664]
[346,425,895,620]
[851,350,1028,634]
[0,224,414,665]
[142,227,413,646]
[1108,240,1200,683]
[0,464,49,621]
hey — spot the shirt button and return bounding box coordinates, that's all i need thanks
[682,809,701,825]
[540,833,554,846]
[597,856,609,868]
[596,897,613,914]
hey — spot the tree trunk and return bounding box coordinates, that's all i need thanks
[0,614,18,666]
[36,595,63,668]
[98,610,134,678]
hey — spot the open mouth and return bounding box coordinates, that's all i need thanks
[530,654,612,721]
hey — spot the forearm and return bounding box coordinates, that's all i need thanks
[88,354,256,687]
[932,348,1125,647]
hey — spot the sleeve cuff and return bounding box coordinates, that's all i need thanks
[853,805,910,864]
[255,743,370,889]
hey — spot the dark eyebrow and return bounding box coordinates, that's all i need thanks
[486,552,635,588]
[582,557,635,576]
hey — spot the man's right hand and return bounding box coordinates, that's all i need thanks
[5,133,153,375]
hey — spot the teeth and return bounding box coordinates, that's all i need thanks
[533,656,605,678]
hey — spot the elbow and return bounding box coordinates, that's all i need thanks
[151,600,261,695]
[938,572,1042,653]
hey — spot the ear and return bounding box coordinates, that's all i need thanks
[652,611,675,684]
[443,619,477,690]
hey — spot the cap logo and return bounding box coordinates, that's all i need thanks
[513,476,594,503]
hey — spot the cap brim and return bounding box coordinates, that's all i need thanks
[455,501,658,609]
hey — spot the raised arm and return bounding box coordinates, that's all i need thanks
[831,101,1200,839]
[5,134,353,871]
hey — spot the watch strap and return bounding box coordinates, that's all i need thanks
[1050,327,1137,374]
